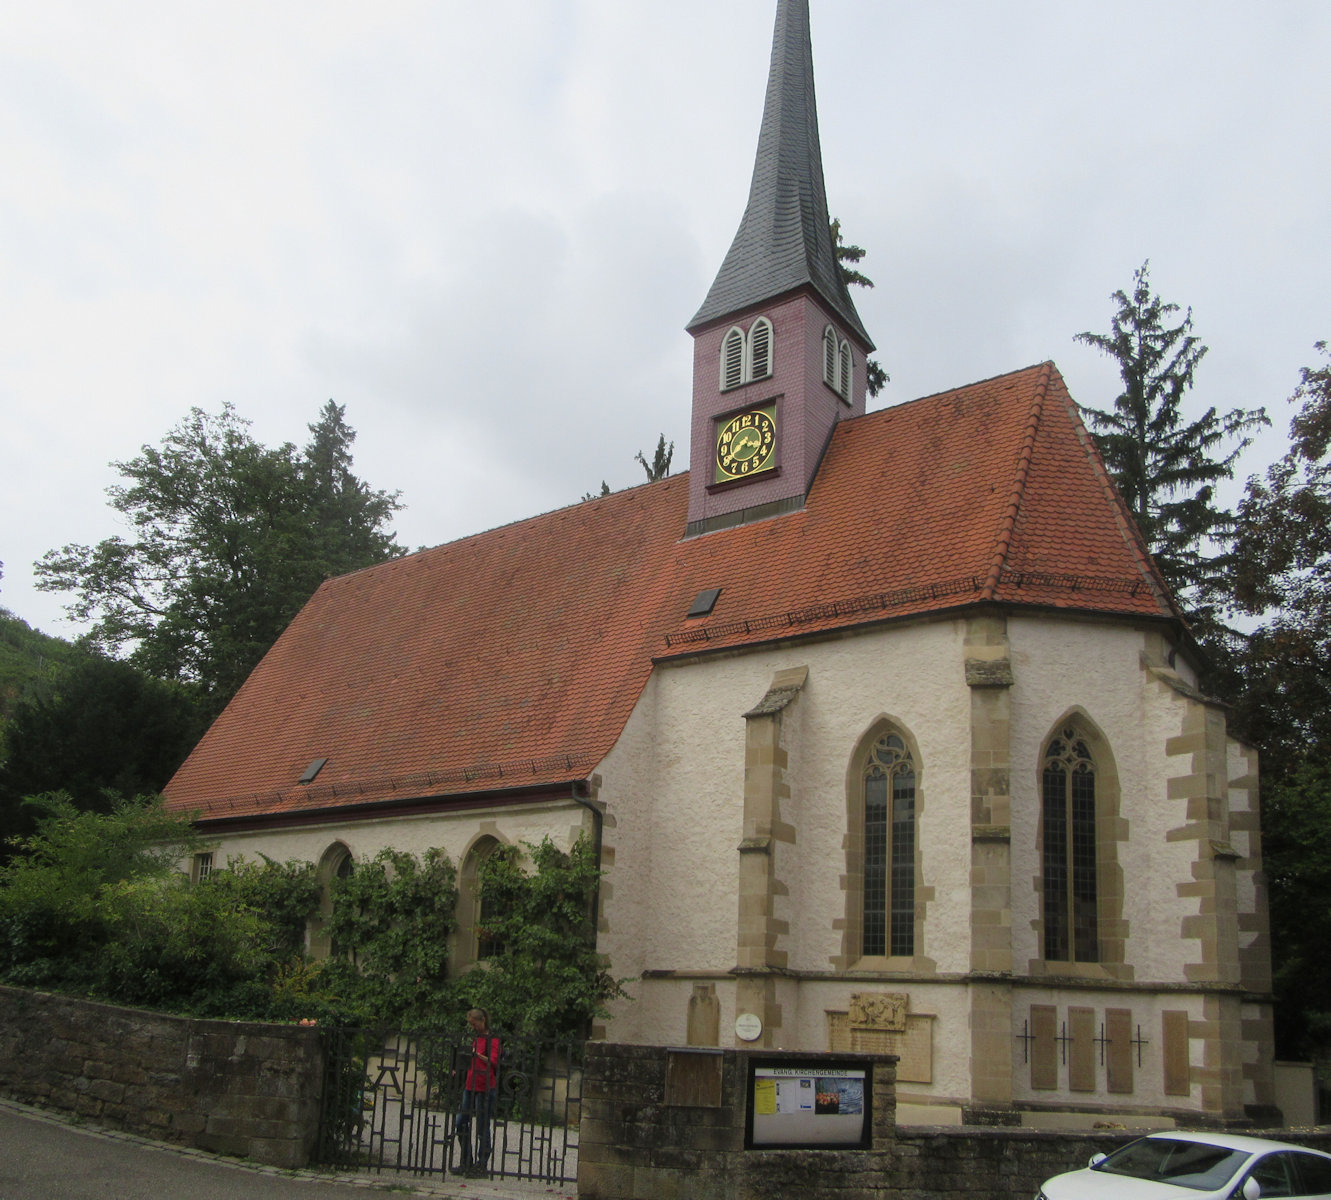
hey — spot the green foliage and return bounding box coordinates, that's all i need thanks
[458,837,626,1038]
[635,435,674,483]
[1076,262,1267,628]
[206,855,322,965]
[1230,343,1331,770]
[35,400,403,718]
[0,609,83,732]
[322,847,459,1028]
[0,797,327,1016]
[0,654,203,858]
[0,805,622,1038]
[0,793,199,990]
[1261,762,1331,1058]
[831,217,888,397]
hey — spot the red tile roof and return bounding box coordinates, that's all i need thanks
[164,362,1176,824]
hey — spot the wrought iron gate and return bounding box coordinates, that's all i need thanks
[316,1026,583,1183]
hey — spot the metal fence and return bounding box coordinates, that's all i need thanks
[316,1026,583,1184]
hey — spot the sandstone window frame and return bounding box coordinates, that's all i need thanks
[838,718,927,969]
[1031,711,1128,978]
[452,834,508,974]
[307,841,354,959]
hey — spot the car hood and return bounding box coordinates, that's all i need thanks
[1041,1167,1231,1200]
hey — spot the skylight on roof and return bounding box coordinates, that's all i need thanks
[688,588,722,618]
[298,758,328,784]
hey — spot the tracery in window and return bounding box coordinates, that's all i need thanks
[862,731,916,957]
[719,316,774,391]
[1041,725,1098,962]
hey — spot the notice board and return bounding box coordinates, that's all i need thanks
[745,1057,872,1149]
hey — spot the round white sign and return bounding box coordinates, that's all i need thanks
[734,1012,763,1042]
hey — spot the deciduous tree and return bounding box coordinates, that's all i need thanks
[35,401,402,716]
[1230,343,1331,773]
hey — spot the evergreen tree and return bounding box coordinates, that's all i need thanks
[831,218,888,397]
[1076,262,1267,626]
[0,654,203,857]
[35,402,402,717]
[635,435,674,482]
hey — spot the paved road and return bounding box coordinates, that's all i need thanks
[0,1100,575,1200]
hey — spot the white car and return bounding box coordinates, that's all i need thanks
[1037,1131,1331,1199]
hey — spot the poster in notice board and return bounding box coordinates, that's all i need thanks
[745,1058,872,1149]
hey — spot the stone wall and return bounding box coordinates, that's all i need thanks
[578,1043,1331,1200]
[0,985,322,1168]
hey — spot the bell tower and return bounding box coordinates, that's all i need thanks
[685,0,874,537]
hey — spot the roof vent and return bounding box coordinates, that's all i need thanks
[298,758,328,784]
[688,588,722,618]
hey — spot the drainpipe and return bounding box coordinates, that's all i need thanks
[569,780,605,939]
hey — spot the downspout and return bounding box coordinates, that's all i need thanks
[569,780,605,939]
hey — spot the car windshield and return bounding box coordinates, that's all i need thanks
[1092,1138,1250,1191]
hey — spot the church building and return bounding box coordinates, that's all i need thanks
[164,0,1276,1126]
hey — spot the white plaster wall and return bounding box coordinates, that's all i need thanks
[599,619,977,985]
[1006,616,1202,983]
[585,671,662,1040]
[783,621,975,974]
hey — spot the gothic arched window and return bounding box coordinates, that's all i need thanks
[862,731,916,957]
[1041,725,1098,962]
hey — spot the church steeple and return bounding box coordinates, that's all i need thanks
[687,0,870,346]
[685,0,874,537]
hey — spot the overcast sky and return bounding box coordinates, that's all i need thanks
[3,0,1328,639]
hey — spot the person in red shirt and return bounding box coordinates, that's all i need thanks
[454,1008,500,1175]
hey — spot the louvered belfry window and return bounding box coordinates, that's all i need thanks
[749,316,773,381]
[720,317,774,391]
[721,326,746,391]
[862,732,916,958]
[823,324,853,400]
[1042,726,1098,962]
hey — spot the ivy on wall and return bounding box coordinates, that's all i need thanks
[0,796,625,1038]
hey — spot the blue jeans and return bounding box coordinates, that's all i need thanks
[456,1087,495,1168]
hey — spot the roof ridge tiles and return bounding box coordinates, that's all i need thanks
[982,362,1053,600]
[1050,375,1181,620]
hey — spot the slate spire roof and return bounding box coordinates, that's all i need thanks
[687,0,872,347]
[164,364,1179,826]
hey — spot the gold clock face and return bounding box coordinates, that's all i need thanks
[715,407,777,482]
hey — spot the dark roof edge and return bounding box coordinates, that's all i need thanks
[182,778,591,833]
[653,598,1185,668]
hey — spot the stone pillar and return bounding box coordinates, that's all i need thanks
[1148,638,1272,1122]
[734,666,805,1047]
[964,617,1016,1118]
